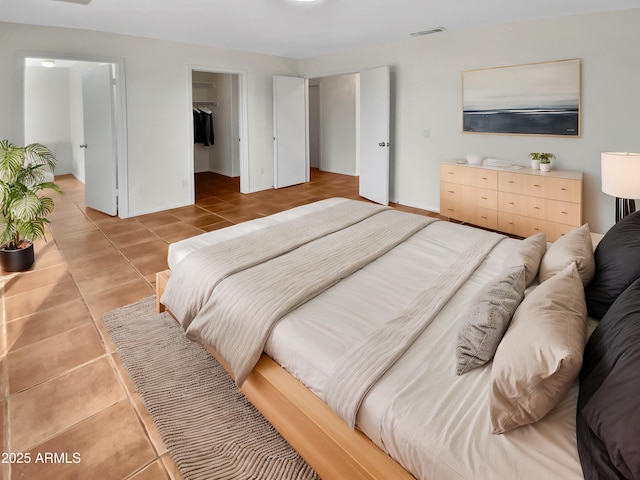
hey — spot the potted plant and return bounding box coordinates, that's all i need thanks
[0,140,62,272]
[529,152,555,172]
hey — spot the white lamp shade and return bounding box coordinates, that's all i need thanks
[601,152,640,198]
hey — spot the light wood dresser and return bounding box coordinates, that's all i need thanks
[440,162,583,241]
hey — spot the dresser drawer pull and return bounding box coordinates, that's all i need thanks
[534,206,540,210]
[561,188,567,191]
[447,208,454,212]
[481,177,488,180]
[533,184,541,187]
[534,227,540,231]
[447,171,454,175]
[561,211,568,215]
[481,216,487,219]
[481,196,487,200]
[448,190,455,193]
[508,202,514,205]
[508,181,514,184]
[508,222,514,225]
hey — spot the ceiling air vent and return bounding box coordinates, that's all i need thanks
[410,27,447,37]
[52,0,93,5]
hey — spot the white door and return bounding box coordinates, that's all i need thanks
[82,63,118,216]
[273,75,308,188]
[359,66,390,205]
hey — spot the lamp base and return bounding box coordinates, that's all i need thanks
[615,197,636,223]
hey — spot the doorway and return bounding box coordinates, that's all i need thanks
[307,73,360,176]
[19,53,128,217]
[276,67,389,205]
[192,71,240,201]
[188,67,249,202]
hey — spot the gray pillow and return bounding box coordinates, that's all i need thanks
[456,266,526,375]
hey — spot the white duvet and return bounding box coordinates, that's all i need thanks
[167,198,585,480]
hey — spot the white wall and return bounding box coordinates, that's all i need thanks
[0,22,298,216]
[311,74,358,176]
[24,66,73,175]
[299,8,640,234]
[5,9,640,231]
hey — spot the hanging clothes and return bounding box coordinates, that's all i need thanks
[193,106,215,146]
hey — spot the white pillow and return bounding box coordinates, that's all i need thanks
[505,233,546,287]
[490,262,587,434]
[538,224,594,286]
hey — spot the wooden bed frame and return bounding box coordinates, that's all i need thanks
[156,269,415,480]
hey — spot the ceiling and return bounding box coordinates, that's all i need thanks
[2,0,639,59]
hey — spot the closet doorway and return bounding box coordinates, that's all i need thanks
[189,68,248,202]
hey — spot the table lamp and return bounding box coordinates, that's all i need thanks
[601,152,640,223]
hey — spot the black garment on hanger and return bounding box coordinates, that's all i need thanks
[193,108,215,146]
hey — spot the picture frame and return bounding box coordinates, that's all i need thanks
[462,58,581,137]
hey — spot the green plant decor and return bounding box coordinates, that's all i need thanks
[528,152,556,164]
[0,140,62,250]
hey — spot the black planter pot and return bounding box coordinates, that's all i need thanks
[0,241,35,272]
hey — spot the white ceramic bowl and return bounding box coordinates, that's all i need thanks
[466,154,484,165]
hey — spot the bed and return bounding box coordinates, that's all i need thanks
[156,198,640,480]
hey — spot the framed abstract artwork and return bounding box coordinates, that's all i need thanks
[462,58,581,136]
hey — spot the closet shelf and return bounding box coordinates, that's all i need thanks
[193,101,218,106]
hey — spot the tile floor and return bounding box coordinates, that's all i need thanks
[0,169,442,479]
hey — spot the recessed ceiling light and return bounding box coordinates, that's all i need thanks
[41,60,57,68]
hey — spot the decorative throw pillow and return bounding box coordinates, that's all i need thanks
[585,211,640,319]
[577,277,640,480]
[456,266,526,375]
[504,233,546,287]
[538,224,594,286]
[490,262,587,434]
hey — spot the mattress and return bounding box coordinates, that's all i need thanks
[167,198,587,480]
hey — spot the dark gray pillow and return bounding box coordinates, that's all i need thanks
[456,266,526,375]
[585,211,640,319]
[577,277,640,479]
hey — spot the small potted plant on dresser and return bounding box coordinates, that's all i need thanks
[0,140,61,272]
[529,152,555,172]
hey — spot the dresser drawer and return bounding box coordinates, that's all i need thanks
[498,172,582,203]
[498,212,576,242]
[466,207,498,230]
[441,182,497,210]
[441,198,497,229]
[440,164,497,189]
[497,192,581,226]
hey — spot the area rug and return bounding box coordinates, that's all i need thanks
[103,296,319,480]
